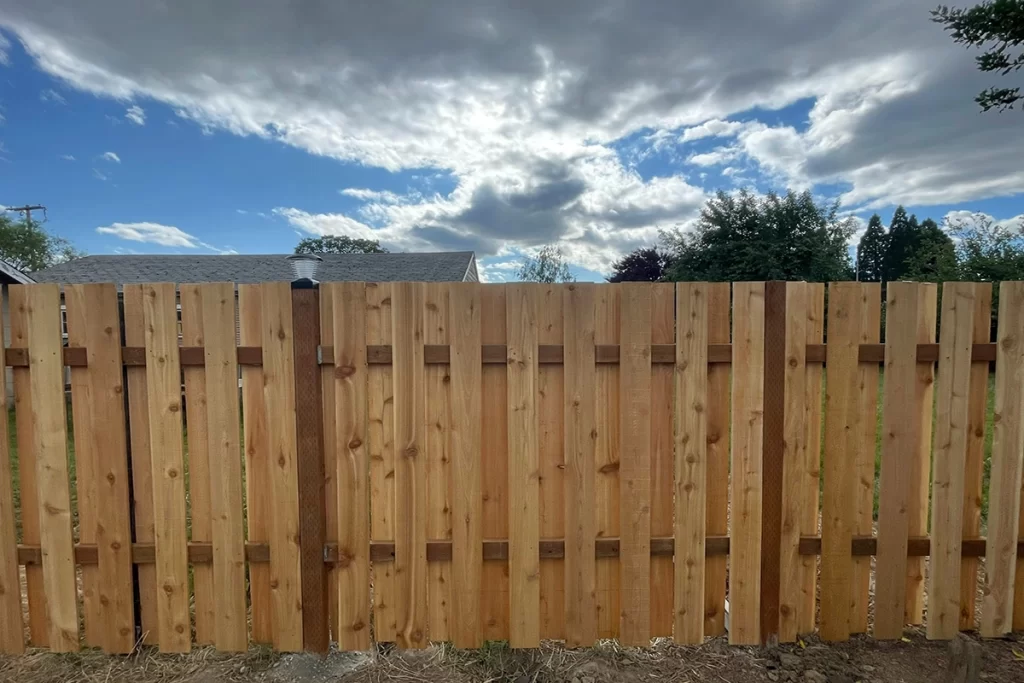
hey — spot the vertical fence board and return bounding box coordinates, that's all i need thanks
[507,284,541,648]
[538,285,566,640]
[927,283,977,640]
[201,282,248,651]
[480,284,510,641]
[0,287,18,654]
[449,283,483,648]
[650,283,675,638]
[595,285,620,639]
[619,283,652,646]
[65,284,135,653]
[875,282,925,640]
[330,283,371,650]
[960,283,993,631]
[239,285,272,643]
[424,282,451,642]
[180,284,215,644]
[704,283,730,636]
[320,285,341,643]
[142,283,190,652]
[122,285,157,643]
[9,287,46,646]
[983,281,1024,637]
[820,283,865,641]
[779,283,808,643]
[22,285,79,651]
[563,283,597,648]
[674,282,707,644]
[367,283,397,642]
[798,283,825,635]
[393,282,427,649]
[906,285,938,625]
[261,282,304,651]
[851,285,882,634]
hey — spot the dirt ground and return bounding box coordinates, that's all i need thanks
[3,630,1024,683]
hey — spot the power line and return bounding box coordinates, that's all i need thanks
[4,204,47,224]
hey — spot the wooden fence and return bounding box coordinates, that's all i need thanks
[0,280,1023,655]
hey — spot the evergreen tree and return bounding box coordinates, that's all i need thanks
[903,218,958,281]
[856,214,888,281]
[607,247,671,282]
[884,206,917,281]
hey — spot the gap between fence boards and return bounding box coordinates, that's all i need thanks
[2,342,999,368]
[15,536,1016,567]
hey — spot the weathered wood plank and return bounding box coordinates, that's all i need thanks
[0,283,22,654]
[704,283,731,636]
[649,283,675,638]
[538,284,565,641]
[798,283,825,635]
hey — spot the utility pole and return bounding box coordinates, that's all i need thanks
[5,204,47,224]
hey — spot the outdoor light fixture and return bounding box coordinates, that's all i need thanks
[287,253,322,286]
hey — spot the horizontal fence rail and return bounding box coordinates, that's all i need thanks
[0,279,1023,656]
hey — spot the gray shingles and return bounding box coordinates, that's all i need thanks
[32,252,477,285]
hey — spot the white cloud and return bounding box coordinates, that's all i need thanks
[0,33,9,65]
[59,154,75,161]
[97,221,201,247]
[100,151,120,163]
[125,104,145,125]
[340,188,408,204]
[680,119,748,143]
[92,168,107,181]
[40,88,65,104]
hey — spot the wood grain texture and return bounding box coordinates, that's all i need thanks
[201,283,248,651]
[927,283,977,640]
[594,285,620,639]
[619,283,652,646]
[674,282,708,644]
[121,285,157,643]
[852,284,882,634]
[779,283,808,643]
[649,283,675,638]
[0,284,22,654]
[142,283,190,652]
[260,282,304,651]
[65,284,135,653]
[563,283,597,648]
[960,284,992,631]
[480,284,509,641]
[729,282,764,645]
[906,284,937,625]
[424,283,452,643]
[449,283,483,648]
[392,282,427,649]
[239,284,272,644]
[798,284,825,635]
[875,282,926,640]
[9,286,46,646]
[704,283,731,636]
[820,283,867,641]
[537,284,565,641]
[367,282,398,642]
[982,281,1024,637]
[320,285,340,643]
[180,284,215,645]
[331,282,372,650]
[507,284,541,648]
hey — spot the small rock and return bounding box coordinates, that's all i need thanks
[826,675,854,683]
[581,677,595,683]
[572,678,581,683]
[768,672,780,682]
[779,653,802,669]
[239,666,248,675]
[861,665,874,673]
[804,671,827,683]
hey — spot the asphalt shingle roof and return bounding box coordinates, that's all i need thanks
[32,252,478,285]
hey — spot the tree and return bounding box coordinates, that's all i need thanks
[883,206,918,281]
[295,235,388,254]
[662,189,856,282]
[902,218,958,281]
[933,1,1024,112]
[607,247,671,282]
[516,245,575,283]
[0,214,82,272]
[946,212,1024,281]
[857,214,888,282]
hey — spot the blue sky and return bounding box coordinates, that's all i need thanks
[2,2,1023,282]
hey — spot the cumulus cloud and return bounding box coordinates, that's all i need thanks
[125,104,145,125]
[97,221,200,247]
[5,1,1024,270]
[100,151,120,163]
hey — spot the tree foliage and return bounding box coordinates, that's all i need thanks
[607,247,671,282]
[902,217,958,281]
[946,212,1024,280]
[857,214,888,282]
[0,214,82,272]
[295,235,388,254]
[516,245,575,283]
[933,1,1024,112]
[662,189,856,282]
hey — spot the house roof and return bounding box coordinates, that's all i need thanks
[0,258,35,285]
[32,252,479,285]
